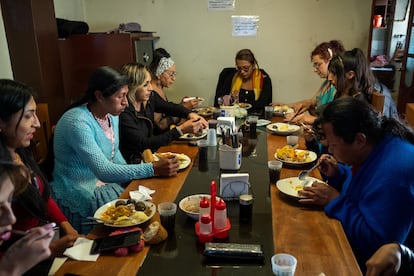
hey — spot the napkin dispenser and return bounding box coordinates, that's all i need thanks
[217,117,236,135]
[219,173,249,200]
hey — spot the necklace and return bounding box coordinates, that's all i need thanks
[87,107,115,162]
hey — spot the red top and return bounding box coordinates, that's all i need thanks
[12,176,67,231]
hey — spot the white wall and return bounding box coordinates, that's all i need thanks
[1,0,372,105]
[83,0,371,105]
[0,3,12,79]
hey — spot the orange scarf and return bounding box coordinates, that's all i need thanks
[230,68,263,101]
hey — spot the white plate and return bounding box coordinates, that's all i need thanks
[195,106,215,117]
[238,103,252,110]
[266,122,300,135]
[274,149,317,166]
[153,152,191,170]
[273,105,294,116]
[93,199,156,227]
[184,97,205,106]
[179,129,207,140]
[276,177,320,199]
[257,119,271,127]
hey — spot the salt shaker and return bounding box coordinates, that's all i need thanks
[214,199,227,230]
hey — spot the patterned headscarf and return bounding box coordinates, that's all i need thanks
[156,57,175,77]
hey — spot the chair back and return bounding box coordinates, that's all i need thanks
[371,91,385,114]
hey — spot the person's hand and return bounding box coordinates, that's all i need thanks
[178,119,204,135]
[152,155,179,177]
[187,113,208,128]
[366,243,402,276]
[317,154,339,177]
[302,123,315,142]
[288,113,316,125]
[298,181,339,206]
[49,221,79,257]
[0,223,54,275]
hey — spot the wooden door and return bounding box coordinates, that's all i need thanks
[398,0,414,114]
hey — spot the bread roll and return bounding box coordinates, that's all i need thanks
[142,149,154,163]
[143,221,168,244]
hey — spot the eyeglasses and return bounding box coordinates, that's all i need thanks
[164,71,177,78]
[236,64,252,72]
[312,62,323,69]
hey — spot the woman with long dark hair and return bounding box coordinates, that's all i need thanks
[51,67,179,233]
[0,79,79,257]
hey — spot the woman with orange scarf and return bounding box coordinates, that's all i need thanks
[214,49,272,115]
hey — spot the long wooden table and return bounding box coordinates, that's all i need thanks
[56,124,361,275]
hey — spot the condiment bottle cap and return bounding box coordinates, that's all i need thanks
[200,197,210,208]
[215,199,226,210]
[200,214,211,223]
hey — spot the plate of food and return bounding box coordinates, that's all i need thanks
[195,106,215,117]
[257,119,271,127]
[276,177,320,199]
[274,145,317,166]
[273,105,294,116]
[179,129,207,140]
[153,152,191,170]
[93,199,156,227]
[183,97,205,106]
[238,102,252,110]
[179,194,221,220]
[266,122,300,135]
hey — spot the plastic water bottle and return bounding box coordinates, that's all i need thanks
[214,199,227,230]
[207,120,217,146]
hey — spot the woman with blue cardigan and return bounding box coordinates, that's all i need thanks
[52,67,179,233]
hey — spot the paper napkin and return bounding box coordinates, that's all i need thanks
[129,185,156,201]
[63,237,99,261]
[219,173,250,199]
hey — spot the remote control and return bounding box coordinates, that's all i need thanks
[203,242,264,261]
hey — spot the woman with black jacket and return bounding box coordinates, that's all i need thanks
[119,63,207,164]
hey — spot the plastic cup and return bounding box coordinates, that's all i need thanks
[268,160,283,184]
[197,140,208,161]
[247,116,258,138]
[158,202,177,233]
[265,106,274,120]
[271,253,297,276]
[286,135,299,147]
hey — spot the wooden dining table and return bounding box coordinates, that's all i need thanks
[55,118,362,276]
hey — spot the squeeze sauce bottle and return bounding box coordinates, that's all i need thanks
[200,214,212,235]
[214,199,227,230]
[199,197,210,221]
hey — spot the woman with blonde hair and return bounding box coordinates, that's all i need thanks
[120,63,206,163]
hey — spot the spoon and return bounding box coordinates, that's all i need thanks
[298,162,320,180]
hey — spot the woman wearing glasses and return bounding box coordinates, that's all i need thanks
[148,48,201,134]
[283,40,345,124]
[214,49,273,115]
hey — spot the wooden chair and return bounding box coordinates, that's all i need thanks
[405,103,414,127]
[31,103,52,164]
[371,91,385,114]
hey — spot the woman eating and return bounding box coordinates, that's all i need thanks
[51,67,179,233]
[214,48,272,115]
[120,63,207,163]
